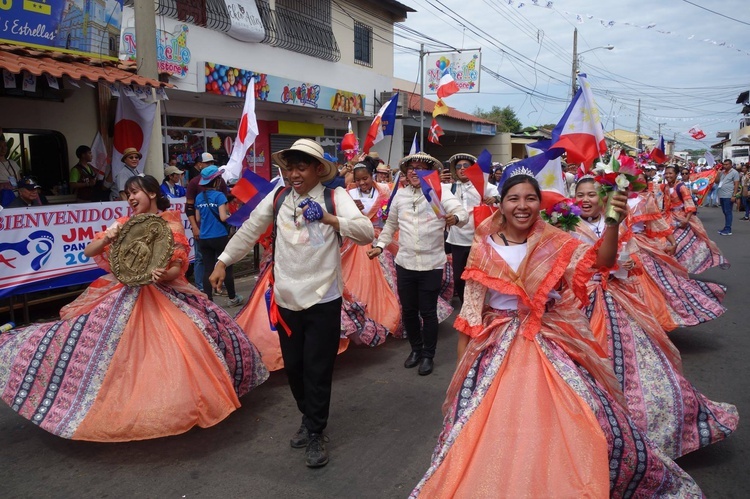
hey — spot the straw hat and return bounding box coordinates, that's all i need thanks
[448,153,477,167]
[398,152,442,173]
[122,147,142,160]
[367,151,385,164]
[272,138,337,183]
[375,164,391,174]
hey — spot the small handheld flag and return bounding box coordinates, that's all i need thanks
[416,170,446,217]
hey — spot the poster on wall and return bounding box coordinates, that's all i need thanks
[425,50,481,94]
[203,62,366,115]
[0,199,195,299]
[0,0,123,60]
[224,0,265,42]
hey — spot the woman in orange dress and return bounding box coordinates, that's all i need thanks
[626,190,725,330]
[412,174,702,497]
[662,165,728,273]
[573,177,736,460]
[0,175,268,441]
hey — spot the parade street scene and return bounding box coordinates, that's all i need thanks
[0,0,748,497]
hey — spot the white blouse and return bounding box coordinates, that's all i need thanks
[485,236,560,310]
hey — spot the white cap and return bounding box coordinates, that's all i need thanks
[200,152,215,163]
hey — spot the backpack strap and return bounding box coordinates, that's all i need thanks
[323,187,342,246]
[269,186,293,336]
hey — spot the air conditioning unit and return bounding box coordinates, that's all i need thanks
[378,91,404,117]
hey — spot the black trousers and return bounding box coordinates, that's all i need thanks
[451,244,471,303]
[396,265,443,359]
[199,235,235,301]
[277,297,342,434]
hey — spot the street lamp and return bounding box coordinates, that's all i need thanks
[571,28,614,97]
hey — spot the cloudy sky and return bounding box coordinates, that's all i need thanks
[392,0,749,150]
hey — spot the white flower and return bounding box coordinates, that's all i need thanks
[550,213,560,223]
[615,173,630,190]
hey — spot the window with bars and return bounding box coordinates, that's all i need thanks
[124,0,231,32]
[354,21,372,67]
[256,0,340,62]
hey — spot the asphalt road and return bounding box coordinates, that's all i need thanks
[0,207,746,498]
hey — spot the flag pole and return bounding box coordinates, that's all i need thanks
[386,133,394,168]
[419,43,425,152]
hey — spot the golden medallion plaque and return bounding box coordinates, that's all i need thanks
[110,214,174,286]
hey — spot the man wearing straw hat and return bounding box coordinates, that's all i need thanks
[367,152,467,376]
[209,138,373,468]
[445,153,499,303]
[114,147,142,201]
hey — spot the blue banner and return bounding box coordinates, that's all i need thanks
[0,0,123,60]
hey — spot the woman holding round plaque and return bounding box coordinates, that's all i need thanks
[0,175,268,442]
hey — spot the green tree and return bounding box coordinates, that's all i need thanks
[474,105,523,133]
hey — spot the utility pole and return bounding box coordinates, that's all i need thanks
[635,99,642,152]
[134,0,164,181]
[571,28,578,99]
[419,43,425,152]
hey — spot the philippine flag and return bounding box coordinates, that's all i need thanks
[436,71,460,99]
[223,77,259,183]
[649,135,667,164]
[416,170,446,217]
[463,149,492,195]
[550,73,607,169]
[526,140,566,194]
[364,93,399,153]
[226,170,279,227]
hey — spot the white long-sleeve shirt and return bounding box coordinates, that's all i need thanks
[445,181,499,247]
[376,184,468,271]
[218,183,374,311]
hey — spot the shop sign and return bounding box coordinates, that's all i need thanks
[0,199,194,298]
[121,24,191,79]
[426,50,481,94]
[472,123,496,136]
[0,0,123,60]
[203,62,366,115]
[224,0,264,43]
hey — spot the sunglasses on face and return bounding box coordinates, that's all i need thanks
[455,162,472,169]
[405,164,430,171]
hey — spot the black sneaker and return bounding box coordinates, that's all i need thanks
[290,423,309,448]
[305,433,329,468]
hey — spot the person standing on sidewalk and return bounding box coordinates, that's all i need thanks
[185,153,226,292]
[717,159,740,236]
[367,153,468,376]
[209,139,374,468]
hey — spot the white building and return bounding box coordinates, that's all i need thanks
[120,0,414,177]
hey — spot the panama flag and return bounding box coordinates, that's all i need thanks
[111,92,157,181]
[526,140,566,194]
[409,132,420,155]
[226,170,279,227]
[416,170,446,217]
[649,135,667,164]
[364,93,399,153]
[223,77,259,183]
[550,73,607,169]
[436,71,460,99]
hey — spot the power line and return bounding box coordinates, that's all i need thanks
[680,0,750,27]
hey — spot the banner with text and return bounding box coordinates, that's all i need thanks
[426,50,481,94]
[0,199,194,299]
[0,0,123,60]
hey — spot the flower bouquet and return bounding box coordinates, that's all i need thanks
[540,199,582,232]
[593,153,647,224]
[376,201,390,223]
